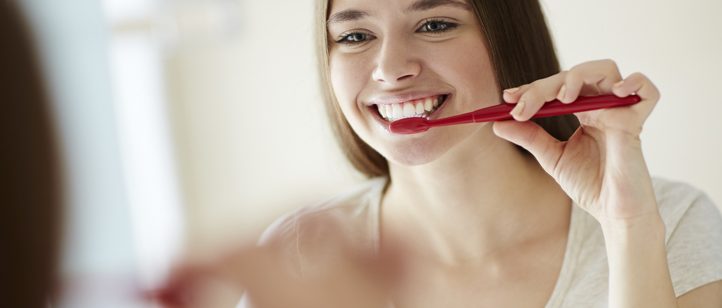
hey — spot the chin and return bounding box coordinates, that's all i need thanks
[383,141,447,166]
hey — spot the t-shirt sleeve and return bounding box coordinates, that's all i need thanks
[665,191,722,297]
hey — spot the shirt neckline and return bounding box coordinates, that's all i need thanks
[367,177,579,308]
[544,202,580,308]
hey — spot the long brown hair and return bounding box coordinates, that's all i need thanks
[315,0,580,178]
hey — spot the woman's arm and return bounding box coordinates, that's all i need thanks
[494,59,722,307]
[601,180,722,308]
[602,214,677,308]
[151,216,399,308]
[604,214,722,308]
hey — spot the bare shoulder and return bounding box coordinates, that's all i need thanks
[257,178,387,273]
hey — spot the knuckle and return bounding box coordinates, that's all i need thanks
[650,84,661,101]
[600,59,620,77]
[569,62,584,72]
[514,83,531,93]
[529,79,545,88]
[524,73,568,103]
[564,68,580,81]
[546,72,566,85]
[520,88,539,101]
[573,59,619,75]
[629,72,661,100]
[601,58,618,68]
[558,71,569,81]
[628,71,646,80]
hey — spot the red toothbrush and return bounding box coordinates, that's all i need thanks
[388,94,641,134]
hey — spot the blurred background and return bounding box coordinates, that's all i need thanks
[12,0,722,306]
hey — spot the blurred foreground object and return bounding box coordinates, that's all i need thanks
[150,217,407,308]
[0,1,61,307]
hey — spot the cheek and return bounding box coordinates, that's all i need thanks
[329,54,374,132]
[429,38,498,104]
[462,52,497,98]
[329,55,366,107]
[459,53,496,92]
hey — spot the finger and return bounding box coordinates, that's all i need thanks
[150,246,284,307]
[609,72,660,125]
[502,83,530,103]
[145,288,187,308]
[493,121,564,176]
[148,264,213,307]
[612,72,660,102]
[510,73,567,121]
[561,59,622,103]
[214,245,280,286]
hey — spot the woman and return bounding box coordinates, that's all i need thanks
[157,0,722,307]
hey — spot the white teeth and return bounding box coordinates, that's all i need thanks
[415,101,424,114]
[402,102,415,117]
[376,95,446,121]
[424,98,433,111]
[378,104,386,118]
[392,104,403,119]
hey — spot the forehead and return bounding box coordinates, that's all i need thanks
[328,0,471,20]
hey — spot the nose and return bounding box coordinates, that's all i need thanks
[371,39,421,85]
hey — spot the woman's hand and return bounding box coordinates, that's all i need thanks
[147,223,402,308]
[492,59,661,227]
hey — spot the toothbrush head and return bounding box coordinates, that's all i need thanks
[388,117,430,134]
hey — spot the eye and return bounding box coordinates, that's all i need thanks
[336,31,375,45]
[417,19,458,33]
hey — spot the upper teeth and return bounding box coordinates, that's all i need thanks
[377,95,444,121]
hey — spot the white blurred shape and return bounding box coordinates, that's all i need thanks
[19,0,148,306]
[109,34,184,289]
[105,0,186,294]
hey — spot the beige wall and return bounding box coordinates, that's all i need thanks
[165,1,360,252]
[543,0,722,211]
[165,0,722,252]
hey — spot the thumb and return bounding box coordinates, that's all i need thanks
[492,120,564,175]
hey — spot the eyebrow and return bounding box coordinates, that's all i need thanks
[405,0,471,13]
[327,0,471,25]
[327,9,369,25]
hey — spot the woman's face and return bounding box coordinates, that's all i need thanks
[328,0,499,166]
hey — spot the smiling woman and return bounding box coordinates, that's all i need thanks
[321,0,580,175]
[153,0,722,307]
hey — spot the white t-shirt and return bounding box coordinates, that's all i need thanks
[239,177,722,307]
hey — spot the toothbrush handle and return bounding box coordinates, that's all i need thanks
[533,94,641,118]
[472,94,641,122]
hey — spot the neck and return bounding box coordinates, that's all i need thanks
[382,126,571,265]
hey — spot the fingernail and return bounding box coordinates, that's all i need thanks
[558,85,569,103]
[511,100,526,119]
[504,87,520,94]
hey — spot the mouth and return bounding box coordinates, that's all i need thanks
[370,94,449,122]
